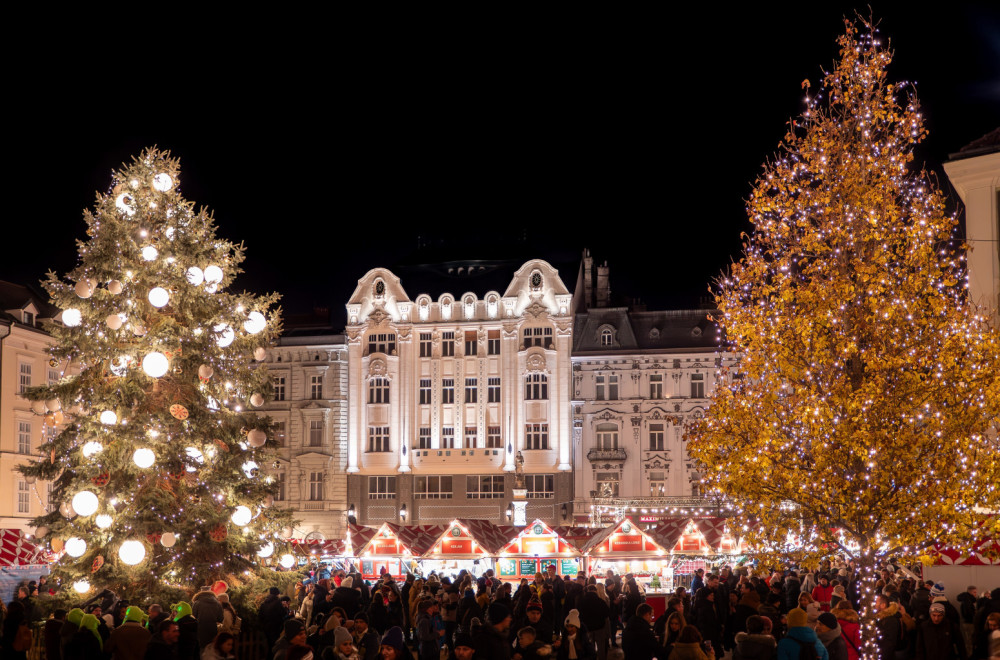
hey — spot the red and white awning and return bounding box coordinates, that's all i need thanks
[0,529,45,566]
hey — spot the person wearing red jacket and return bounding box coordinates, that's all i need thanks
[812,576,836,613]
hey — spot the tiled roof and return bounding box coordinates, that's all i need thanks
[573,308,722,354]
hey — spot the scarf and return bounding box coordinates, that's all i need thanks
[818,622,842,645]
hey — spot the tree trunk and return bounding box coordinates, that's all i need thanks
[855,550,881,660]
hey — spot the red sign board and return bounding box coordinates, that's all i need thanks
[609,534,643,553]
[522,538,557,554]
[442,539,473,554]
[371,538,400,555]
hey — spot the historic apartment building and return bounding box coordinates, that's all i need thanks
[344,259,574,526]
[569,254,734,525]
[0,282,64,532]
[260,324,349,540]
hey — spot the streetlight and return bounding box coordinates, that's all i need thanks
[347,503,356,525]
[505,505,513,522]
[399,504,407,522]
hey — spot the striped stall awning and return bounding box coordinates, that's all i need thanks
[0,529,45,566]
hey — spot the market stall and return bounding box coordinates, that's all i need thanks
[419,519,516,579]
[496,520,585,582]
[0,528,49,604]
[355,523,445,580]
[656,517,745,590]
[921,521,1000,605]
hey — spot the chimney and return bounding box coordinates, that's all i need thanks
[583,249,594,310]
[596,261,610,308]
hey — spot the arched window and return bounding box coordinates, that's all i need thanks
[596,423,619,450]
[525,373,548,400]
[600,328,613,346]
[368,377,390,404]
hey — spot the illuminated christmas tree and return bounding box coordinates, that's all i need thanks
[19,148,294,597]
[687,19,1000,658]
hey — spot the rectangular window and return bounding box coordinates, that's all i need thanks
[596,424,619,450]
[441,427,455,449]
[597,472,620,497]
[525,423,548,450]
[19,363,32,393]
[309,420,323,446]
[649,423,665,451]
[368,426,390,452]
[488,377,501,403]
[23,311,35,326]
[274,421,286,447]
[649,471,666,496]
[596,374,606,401]
[275,472,286,501]
[467,475,504,499]
[488,330,500,355]
[419,379,432,405]
[441,332,455,357]
[419,333,433,358]
[368,476,397,499]
[368,377,389,404]
[418,427,432,449]
[464,427,477,449]
[367,333,396,355]
[17,481,30,513]
[523,326,553,348]
[17,421,31,454]
[310,375,323,399]
[442,379,455,404]
[608,374,619,400]
[414,475,453,499]
[465,331,478,356]
[273,376,286,401]
[48,369,60,384]
[465,378,478,403]
[649,374,663,399]
[487,426,502,449]
[525,373,548,400]
[309,472,324,501]
[525,474,555,499]
[691,373,705,398]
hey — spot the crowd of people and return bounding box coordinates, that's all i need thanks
[2,561,1000,660]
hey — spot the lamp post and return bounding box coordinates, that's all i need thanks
[399,503,407,522]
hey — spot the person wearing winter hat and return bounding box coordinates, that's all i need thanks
[330,626,359,660]
[105,605,151,660]
[471,600,514,660]
[60,608,85,658]
[815,612,848,660]
[379,626,407,660]
[449,631,476,660]
[172,602,199,660]
[777,608,829,660]
[915,602,966,660]
[272,619,308,660]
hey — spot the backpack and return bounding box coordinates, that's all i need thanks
[13,623,33,652]
[796,638,819,660]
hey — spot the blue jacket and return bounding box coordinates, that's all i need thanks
[777,626,829,660]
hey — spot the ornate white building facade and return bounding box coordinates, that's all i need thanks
[569,256,734,525]
[344,259,574,526]
[260,329,349,540]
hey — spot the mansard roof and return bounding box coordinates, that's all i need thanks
[0,280,60,326]
[948,127,1000,161]
[573,307,722,354]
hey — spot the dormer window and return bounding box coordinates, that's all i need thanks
[463,295,476,319]
[440,296,453,321]
[23,311,35,326]
[600,328,613,346]
[486,294,499,319]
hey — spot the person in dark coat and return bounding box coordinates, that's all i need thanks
[620,604,658,660]
[146,605,169,634]
[578,585,611,659]
[909,581,933,625]
[171,602,198,660]
[733,614,777,660]
[471,601,513,660]
[875,595,903,660]
[191,588,224,649]
[915,603,966,660]
[384,589,405,633]
[143,619,180,660]
[367,589,389,636]
[259,587,286,653]
[458,589,484,634]
[622,577,644,623]
[60,608,85,659]
[46,609,68,660]
[695,587,722,653]
[329,576,362,618]
[1,600,28,660]
[784,571,802,613]
[815,612,848,660]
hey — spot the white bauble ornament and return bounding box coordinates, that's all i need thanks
[110,356,129,377]
[45,398,61,412]
[231,505,252,526]
[244,311,266,335]
[142,352,169,378]
[133,448,155,469]
[254,347,267,361]
[160,532,177,548]
[60,502,75,519]
[31,400,47,415]
[118,540,146,565]
[152,173,173,191]
[99,410,117,425]
[95,514,113,529]
[205,282,218,294]
[214,324,235,348]
[280,553,295,568]
[115,193,136,216]
[72,490,99,516]
[247,429,266,448]
[142,246,158,261]
[75,281,94,299]
[280,527,293,540]
[62,308,82,327]
[73,580,91,594]
[241,461,259,478]
[81,441,103,458]
[106,314,124,330]
[204,265,223,284]
[148,287,169,308]
[198,364,214,380]
[257,541,275,558]
[185,447,203,471]
[108,280,123,295]
[65,537,87,557]
[250,393,264,407]
[186,266,204,286]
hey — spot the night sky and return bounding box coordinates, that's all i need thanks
[6,5,998,327]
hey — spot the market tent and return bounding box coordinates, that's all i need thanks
[354,523,448,557]
[648,518,690,552]
[423,519,517,559]
[290,538,347,558]
[0,529,44,566]
[552,526,594,553]
[583,518,671,557]
[502,520,584,556]
[347,523,378,556]
[926,519,1000,566]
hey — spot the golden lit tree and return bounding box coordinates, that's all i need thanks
[687,19,1000,658]
[18,149,294,600]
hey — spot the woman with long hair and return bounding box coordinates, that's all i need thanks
[201,632,236,660]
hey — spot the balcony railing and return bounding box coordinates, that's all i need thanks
[587,447,627,461]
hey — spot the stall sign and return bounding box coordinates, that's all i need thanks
[523,537,557,554]
[371,537,399,554]
[519,559,538,575]
[677,534,703,553]
[442,538,472,554]
[610,533,644,553]
[560,559,579,575]
[361,560,374,576]
[540,558,557,572]
[498,558,517,577]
